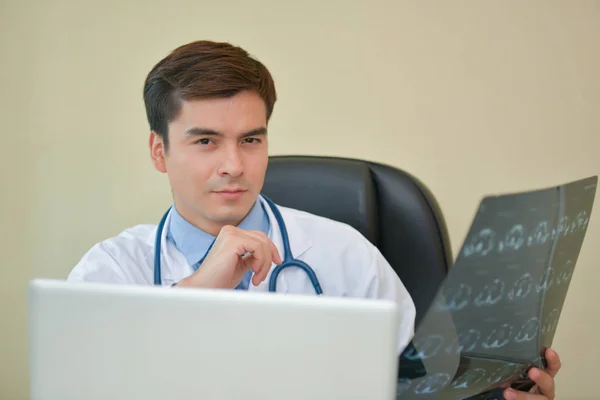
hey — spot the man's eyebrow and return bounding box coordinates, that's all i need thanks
[240,127,267,138]
[184,128,220,137]
[184,127,267,138]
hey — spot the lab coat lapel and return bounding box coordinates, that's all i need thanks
[250,196,313,293]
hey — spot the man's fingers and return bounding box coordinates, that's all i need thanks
[244,245,267,273]
[217,228,280,288]
[239,239,267,285]
[253,264,269,286]
[251,257,265,286]
[246,230,280,263]
[503,388,547,400]
[257,240,273,282]
[233,236,264,273]
[243,231,279,284]
[269,239,282,265]
[545,348,561,378]
[245,253,266,285]
[530,367,555,399]
[249,252,271,286]
[503,366,555,400]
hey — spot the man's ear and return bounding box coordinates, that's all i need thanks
[149,132,167,173]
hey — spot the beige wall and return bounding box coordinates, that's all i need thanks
[2,1,598,398]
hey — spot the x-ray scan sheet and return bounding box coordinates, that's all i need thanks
[395,176,597,400]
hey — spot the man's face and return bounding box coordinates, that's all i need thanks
[150,90,269,235]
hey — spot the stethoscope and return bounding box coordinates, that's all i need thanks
[153,195,323,294]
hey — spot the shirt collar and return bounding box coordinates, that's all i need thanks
[167,196,270,267]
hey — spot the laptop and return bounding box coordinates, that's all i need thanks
[27,279,401,400]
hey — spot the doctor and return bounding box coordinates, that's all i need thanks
[68,40,561,399]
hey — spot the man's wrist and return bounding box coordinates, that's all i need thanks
[171,270,229,289]
[173,274,212,288]
[173,276,193,287]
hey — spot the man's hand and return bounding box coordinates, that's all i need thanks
[176,225,282,289]
[503,348,561,400]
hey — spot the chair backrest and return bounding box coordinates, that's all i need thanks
[261,155,453,327]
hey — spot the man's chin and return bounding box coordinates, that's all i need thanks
[204,194,256,222]
[208,206,250,225]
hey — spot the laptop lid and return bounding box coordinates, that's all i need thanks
[27,279,400,400]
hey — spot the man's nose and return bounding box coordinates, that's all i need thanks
[218,146,243,177]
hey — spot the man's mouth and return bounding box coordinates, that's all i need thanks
[214,188,247,193]
[213,189,247,199]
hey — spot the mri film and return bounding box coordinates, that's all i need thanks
[396,176,597,399]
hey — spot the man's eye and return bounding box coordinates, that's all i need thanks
[244,137,261,144]
[196,138,211,145]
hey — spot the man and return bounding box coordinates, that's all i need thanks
[68,40,561,399]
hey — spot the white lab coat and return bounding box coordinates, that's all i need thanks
[67,196,416,354]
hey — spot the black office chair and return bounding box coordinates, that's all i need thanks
[261,155,453,328]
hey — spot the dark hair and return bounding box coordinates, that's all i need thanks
[143,40,277,150]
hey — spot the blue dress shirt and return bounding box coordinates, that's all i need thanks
[166,198,270,290]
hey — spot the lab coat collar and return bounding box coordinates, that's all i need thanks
[149,196,314,290]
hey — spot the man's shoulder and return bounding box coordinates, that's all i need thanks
[68,223,159,283]
[71,224,156,268]
[95,223,158,252]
